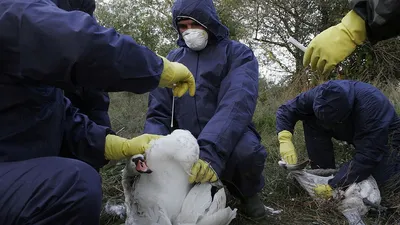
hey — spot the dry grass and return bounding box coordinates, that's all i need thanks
[99,81,400,225]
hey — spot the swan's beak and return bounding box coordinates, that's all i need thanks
[134,158,153,174]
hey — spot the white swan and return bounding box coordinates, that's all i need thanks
[121,129,237,225]
[280,160,381,225]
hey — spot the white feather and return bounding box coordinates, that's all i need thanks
[196,207,238,225]
[176,183,212,223]
[205,187,227,216]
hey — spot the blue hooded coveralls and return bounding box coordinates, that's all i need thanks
[55,0,112,129]
[0,0,166,223]
[64,87,111,128]
[58,0,113,149]
[276,80,400,189]
[143,0,267,199]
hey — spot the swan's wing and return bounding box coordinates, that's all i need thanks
[129,204,172,225]
[176,183,212,224]
[205,187,227,216]
[340,175,381,217]
[358,176,381,204]
[197,187,237,225]
[196,207,237,225]
[339,196,369,215]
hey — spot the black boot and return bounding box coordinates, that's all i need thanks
[240,194,267,220]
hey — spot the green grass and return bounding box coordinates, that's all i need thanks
[99,82,400,225]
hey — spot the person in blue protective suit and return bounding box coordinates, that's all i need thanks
[303,0,400,75]
[276,80,400,199]
[64,88,112,128]
[59,0,113,161]
[143,0,268,219]
[0,0,197,224]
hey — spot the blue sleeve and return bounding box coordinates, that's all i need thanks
[275,88,317,134]
[350,0,400,43]
[328,92,394,188]
[197,43,259,176]
[61,96,114,170]
[1,0,163,93]
[64,87,112,128]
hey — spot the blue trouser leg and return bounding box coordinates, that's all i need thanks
[220,130,267,199]
[371,155,400,187]
[0,157,102,225]
[371,127,400,188]
[303,120,336,169]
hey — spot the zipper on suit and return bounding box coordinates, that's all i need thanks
[194,53,202,133]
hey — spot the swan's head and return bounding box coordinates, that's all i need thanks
[131,154,152,174]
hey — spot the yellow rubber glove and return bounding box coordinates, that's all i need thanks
[158,56,196,97]
[278,130,298,164]
[189,159,218,183]
[104,134,162,160]
[303,10,367,75]
[313,184,333,199]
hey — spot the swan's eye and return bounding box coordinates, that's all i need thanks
[132,156,144,163]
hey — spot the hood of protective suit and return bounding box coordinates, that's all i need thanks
[313,80,355,124]
[51,0,95,16]
[171,0,229,47]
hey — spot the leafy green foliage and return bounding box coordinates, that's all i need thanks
[95,0,176,55]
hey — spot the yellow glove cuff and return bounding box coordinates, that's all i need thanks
[104,134,129,160]
[278,130,292,142]
[341,10,367,45]
[158,55,174,88]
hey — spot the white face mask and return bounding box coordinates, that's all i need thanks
[182,29,208,51]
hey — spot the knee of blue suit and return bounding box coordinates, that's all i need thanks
[54,157,103,216]
[232,132,267,172]
[222,130,267,198]
[0,157,102,225]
